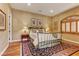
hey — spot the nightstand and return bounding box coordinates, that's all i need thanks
[21,34,30,42]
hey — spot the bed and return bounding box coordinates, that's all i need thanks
[29,28,62,49]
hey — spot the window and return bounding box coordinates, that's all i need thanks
[62,23,65,32]
[78,21,79,32]
[71,22,76,32]
[66,22,70,32]
[61,15,79,34]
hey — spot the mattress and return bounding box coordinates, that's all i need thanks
[29,32,61,48]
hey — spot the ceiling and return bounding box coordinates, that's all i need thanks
[10,3,79,16]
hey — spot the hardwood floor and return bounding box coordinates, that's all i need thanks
[2,42,20,56]
[71,51,79,56]
[2,41,79,56]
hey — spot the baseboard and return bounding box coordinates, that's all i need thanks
[0,43,9,56]
[10,39,21,42]
[63,39,79,44]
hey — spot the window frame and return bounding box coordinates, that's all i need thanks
[61,15,79,34]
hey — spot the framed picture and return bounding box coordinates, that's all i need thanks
[37,19,42,25]
[31,18,36,26]
[0,9,6,31]
[31,18,42,28]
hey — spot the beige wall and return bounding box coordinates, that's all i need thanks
[52,6,79,43]
[0,4,12,54]
[12,9,52,41]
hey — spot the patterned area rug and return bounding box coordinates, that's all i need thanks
[22,40,79,56]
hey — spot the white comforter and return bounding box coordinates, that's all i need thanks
[29,32,38,47]
[29,32,61,48]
